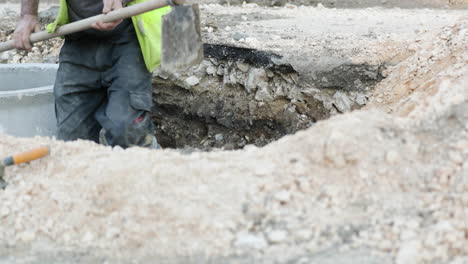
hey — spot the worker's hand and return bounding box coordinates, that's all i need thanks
[92,0,123,31]
[13,15,39,51]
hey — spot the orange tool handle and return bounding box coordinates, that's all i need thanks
[12,146,50,165]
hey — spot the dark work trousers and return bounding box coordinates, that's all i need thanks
[53,35,155,148]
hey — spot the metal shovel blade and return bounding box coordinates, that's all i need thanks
[161,4,204,73]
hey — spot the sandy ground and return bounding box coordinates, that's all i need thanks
[1,0,466,8]
[200,4,467,86]
[0,3,468,264]
[209,0,468,9]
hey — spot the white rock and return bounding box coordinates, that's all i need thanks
[448,151,463,164]
[355,93,368,106]
[106,228,121,239]
[245,68,267,93]
[434,220,453,231]
[233,32,249,41]
[396,239,422,264]
[192,64,207,78]
[379,239,393,251]
[245,37,259,45]
[296,229,313,241]
[0,51,12,63]
[202,60,213,67]
[234,232,267,250]
[237,62,250,73]
[215,134,224,142]
[185,76,200,87]
[229,71,238,84]
[449,257,468,264]
[206,66,217,75]
[0,207,10,217]
[267,230,288,244]
[209,58,219,66]
[82,231,95,243]
[333,91,353,113]
[406,219,420,230]
[386,150,399,164]
[266,70,275,78]
[242,3,258,8]
[255,85,273,101]
[400,229,417,241]
[274,190,291,203]
[63,232,72,242]
[18,231,36,242]
[217,65,225,76]
[254,162,275,177]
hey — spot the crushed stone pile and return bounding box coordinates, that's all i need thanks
[0,8,467,264]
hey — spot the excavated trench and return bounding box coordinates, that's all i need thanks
[151,44,386,150]
[0,45,385,149]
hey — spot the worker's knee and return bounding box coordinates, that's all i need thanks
[123,112,155,147]
[97,89,155,148]
[103,112,155,148]
[122,91,155,147]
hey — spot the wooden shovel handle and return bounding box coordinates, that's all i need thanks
[12,146,50,165]
[0,0,185,53]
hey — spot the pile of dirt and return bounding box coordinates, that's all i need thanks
[0,15,467,264]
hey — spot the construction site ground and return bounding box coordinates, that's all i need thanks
[0,1,467,263]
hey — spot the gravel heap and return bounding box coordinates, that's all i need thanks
[0,15,467,263]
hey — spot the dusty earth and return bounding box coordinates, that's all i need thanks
[0,1,468,264]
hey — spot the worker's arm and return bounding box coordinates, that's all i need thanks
[14,0,39,50]
[91,0,124,31]
[14,0,124,51]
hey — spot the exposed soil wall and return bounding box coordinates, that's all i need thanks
[152,44,378,149]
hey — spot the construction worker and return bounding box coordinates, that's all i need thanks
[14,0,168,149]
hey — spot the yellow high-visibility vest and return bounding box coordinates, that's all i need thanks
[47,0,171,72]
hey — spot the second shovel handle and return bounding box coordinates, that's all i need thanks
[9,146,50,165]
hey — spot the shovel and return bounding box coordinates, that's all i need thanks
[0,146,50,190]
[0,0,203,72]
